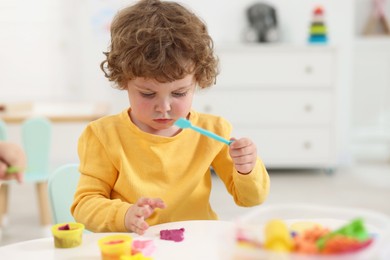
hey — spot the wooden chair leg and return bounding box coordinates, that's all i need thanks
[380,16,390,35]
[36,182,52,226]
[0,183,9,227]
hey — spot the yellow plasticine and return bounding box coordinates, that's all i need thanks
[237,241,258,249]
[264,219,293,252]
[51,222,85,248]
[99,235,133,260]
[120,253,152,260]
[266,241,291,252]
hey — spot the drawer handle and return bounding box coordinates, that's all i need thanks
[305,65,313,74]
[303,141,312,150]
[304,104,313,112]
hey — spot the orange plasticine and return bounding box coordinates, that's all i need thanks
[294,226,330,254]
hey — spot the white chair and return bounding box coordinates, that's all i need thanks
[48,163,80,224]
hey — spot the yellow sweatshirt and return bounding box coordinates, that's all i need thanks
[71,109,269,232]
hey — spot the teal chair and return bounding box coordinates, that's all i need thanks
[22,117,52,183]
[0,120,8,228]
[48,163,80,224]
[0,117,53,226]
[0,119,7,140]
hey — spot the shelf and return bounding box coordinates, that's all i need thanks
[354,36,390,48]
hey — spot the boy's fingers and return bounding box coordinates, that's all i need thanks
[136,197,149,206]
[135,217,148,229]
[137,197,166,209]
[151,198,166,209]
[130,219,148,235]
[134,205,150,217]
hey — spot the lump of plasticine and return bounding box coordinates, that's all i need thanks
[160,228,185,242]
[264,219,293,252]
[132,240,156,256]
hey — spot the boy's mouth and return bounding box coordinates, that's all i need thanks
[153,118,173,124]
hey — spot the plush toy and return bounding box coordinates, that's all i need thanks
[244,2,279,43]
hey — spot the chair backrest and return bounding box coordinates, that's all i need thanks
[21,117,52,181]
[0,119,7,140]
[48,163,80,224]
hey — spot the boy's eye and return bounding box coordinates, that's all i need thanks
[140,92,155,98]
[172,91,187,97]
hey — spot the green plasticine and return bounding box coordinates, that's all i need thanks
[6,166,20,174]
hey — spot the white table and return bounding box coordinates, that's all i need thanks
[2,217,388,259]
[0,220,236,260]
[0,101,110,123]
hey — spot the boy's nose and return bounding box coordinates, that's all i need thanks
[155,98,171,113]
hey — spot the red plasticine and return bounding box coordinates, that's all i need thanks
[58,224,70,230]
[105,239,124,245]
[160,228,185,242]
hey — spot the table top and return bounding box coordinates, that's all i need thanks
[1,218,389,260]
[0,220,236,260]
[0,101,110,123]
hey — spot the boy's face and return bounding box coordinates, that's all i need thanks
[126,74,196,136]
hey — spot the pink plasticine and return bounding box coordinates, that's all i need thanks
[132,240,156,256]
[160,228,185,242]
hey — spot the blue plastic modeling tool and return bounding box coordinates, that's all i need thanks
[174,117,232,145]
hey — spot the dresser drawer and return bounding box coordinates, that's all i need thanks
[231,127,334,167]
[216,47,335,88]
[193,89,333,126]
[195,46,339,169]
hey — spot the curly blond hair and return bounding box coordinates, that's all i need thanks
[101,0,219,90]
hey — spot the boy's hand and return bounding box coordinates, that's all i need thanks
[229,137,257,174]
[124,197,166,235]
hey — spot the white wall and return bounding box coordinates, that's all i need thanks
[352,0,390,160]
[0,0,65,101]
[1,0,354,105]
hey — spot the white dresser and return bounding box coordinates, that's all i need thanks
[193,45,339,170]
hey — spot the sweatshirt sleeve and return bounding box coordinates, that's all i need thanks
[230,158,270,206]
[210,118,270,207]
[70,124,130,232]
